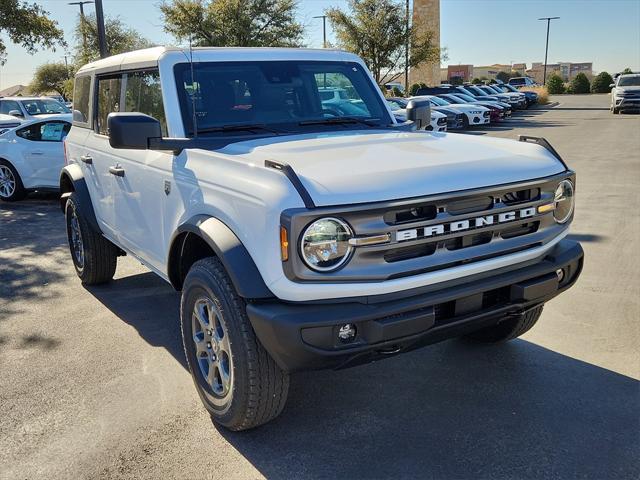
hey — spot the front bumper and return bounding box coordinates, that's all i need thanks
[615,97,640,109]
[247,239,583,372]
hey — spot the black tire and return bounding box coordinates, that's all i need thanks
[181,257,289,431]
[612,106,619,114]
[64,192,117,285]
[464,305,544,343]
[0,159,27,202]
[462,115,470,128]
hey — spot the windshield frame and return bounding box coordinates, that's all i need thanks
[173,60,394,137]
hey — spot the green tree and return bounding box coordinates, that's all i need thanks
[471,77,482,85]
[160,0,304,47]
[74,13,152,66]
[591,71,614,93]
[621,67,633,75]
[569,72,590,94]
[0,0,65,64]
[449,76,463,86]
[29,62,71,98]
[495,71,511,83]
[546,74,565,94]
[408,82,427,96]
[326,0,442,86]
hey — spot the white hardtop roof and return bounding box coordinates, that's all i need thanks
[76,46,363,75]
[1,96,63,101]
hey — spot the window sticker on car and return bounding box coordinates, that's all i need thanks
[41,123,65,141]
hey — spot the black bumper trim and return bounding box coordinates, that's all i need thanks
[246,239,583,372]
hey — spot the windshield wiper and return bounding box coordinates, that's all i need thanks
[196,123,281,135]
[298,117,382,127]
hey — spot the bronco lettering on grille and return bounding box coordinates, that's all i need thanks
[395,207,537,242]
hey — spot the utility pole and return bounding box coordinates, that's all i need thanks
[313,15,327,48]
[405,0,410,91]
[538,16,560,86]
[94,0,108,58]
[68,1,94,45]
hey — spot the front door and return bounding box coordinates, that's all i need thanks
[15,120,70,187]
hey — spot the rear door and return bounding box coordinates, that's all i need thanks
[15,120,70,186]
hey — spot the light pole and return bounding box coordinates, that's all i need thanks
[313,15,327,48]
[94,0,108,58]
[68,1,94,45]
[538,16,559,86]
[405,0,410,92]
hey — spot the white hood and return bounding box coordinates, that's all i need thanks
[217,130,566,207]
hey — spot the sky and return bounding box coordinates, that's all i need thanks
[1,0,639,89]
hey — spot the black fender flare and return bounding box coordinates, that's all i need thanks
[170,215,274,299]
[59,164,101,233]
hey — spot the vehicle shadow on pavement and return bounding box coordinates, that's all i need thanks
[220,340,639,480]
[85,272,186,369]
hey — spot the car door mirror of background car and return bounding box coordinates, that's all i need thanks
[8,110,23,118]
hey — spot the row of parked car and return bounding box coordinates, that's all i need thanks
[387,83,539,132]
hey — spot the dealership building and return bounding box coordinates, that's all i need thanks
[437,62,593,85]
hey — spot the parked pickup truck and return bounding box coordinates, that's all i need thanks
[60,47,583,431]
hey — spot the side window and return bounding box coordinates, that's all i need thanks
[0,100,21,115]
[73,75,92,126]
[124,70,167,135]
[96,75,123,135]
[16,121,71,142]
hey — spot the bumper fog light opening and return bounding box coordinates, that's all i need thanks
[556,268,565,282]
[337,324,357,344]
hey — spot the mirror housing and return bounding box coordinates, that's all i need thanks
[108,112,162,150]
[8,109,23,118]
[405,99,431,130]
[609,83,615,88]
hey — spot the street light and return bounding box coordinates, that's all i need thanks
[538,16,560,86]
[313,15,327,48]
[68,2,93,45]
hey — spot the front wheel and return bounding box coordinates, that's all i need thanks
[65,192,118,284]
[181,257,289,431]
[464,305,544,343]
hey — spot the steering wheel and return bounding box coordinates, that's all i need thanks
[321,107,342,117]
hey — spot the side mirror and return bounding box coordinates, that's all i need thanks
[8,109,23,118]
[609,83,615,88]
[405,99,431,130]
[108,112,162,150]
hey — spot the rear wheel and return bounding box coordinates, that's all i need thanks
[464,305,544,343]
[0,160,26,202]
[181,257,289,431]
[65,192,118,284]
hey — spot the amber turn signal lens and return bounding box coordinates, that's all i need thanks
[537,203,556,214]
[280,226,289,262]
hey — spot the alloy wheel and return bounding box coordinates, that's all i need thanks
[0,165,16,198]
[192,296,233,404]
[69,207,85,269]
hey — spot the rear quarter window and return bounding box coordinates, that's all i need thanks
[73,75,92,127]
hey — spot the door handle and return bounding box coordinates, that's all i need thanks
[80,154,93,165]
[31,150,44,155]
[108,165,125,177]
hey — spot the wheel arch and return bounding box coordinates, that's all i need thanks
[168,215,274,300]
[59,164,101,233]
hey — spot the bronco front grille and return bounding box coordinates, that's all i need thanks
[282,173,573,283]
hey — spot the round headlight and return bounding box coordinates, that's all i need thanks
[553,180,575,224]
[300,217,353,272]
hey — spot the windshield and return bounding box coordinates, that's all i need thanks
[20,99,70,115]
[443,95,463,104]
[501,84,517,92]
[428,96,450,106]
[455,93,477,102]
[618,75,640,86]
[174,61,392,136]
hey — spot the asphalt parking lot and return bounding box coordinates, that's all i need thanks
[1,94,638,480]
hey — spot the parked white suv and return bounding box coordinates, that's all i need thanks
[610,73,640,114]
[0,96,71,121]
[61,47,583,431]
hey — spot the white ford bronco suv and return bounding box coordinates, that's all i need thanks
[61,47,583,431]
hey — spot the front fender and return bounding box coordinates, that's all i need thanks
[59,164,101,233]
[171,215,274,299]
